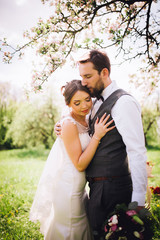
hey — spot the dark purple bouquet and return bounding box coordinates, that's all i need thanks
[102,201,154,240]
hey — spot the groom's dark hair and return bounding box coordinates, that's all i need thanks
[78,50,111,75]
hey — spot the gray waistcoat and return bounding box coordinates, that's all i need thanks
[86,89,131,178]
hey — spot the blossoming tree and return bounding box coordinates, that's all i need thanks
[0,0,159,90]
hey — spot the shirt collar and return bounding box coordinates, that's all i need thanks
[101,80,119,101]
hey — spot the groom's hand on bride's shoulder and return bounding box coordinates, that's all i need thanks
[54,121,62,136]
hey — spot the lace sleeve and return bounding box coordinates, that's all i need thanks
[60,115,76,126]
[61,115,90,134]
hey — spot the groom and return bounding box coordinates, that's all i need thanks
[77,49,147,239]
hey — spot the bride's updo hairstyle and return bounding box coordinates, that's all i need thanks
[62,80,91,105]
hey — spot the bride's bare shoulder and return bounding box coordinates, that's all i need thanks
[61,117,78,137]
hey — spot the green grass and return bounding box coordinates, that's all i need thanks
[0,147,160,239]
[0,148,49,240]
[147,146,160,187]
[147,146,160,239]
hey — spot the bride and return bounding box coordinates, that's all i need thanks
[29,80,114,240]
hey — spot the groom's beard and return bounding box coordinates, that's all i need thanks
[90,77,105,99]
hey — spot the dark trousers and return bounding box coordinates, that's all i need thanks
[87,175,132,240]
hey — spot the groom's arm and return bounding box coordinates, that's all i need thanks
[111,95,147,207]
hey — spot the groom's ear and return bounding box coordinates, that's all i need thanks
[101,68,109,78]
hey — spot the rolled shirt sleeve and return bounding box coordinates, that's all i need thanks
[111,95,148,206]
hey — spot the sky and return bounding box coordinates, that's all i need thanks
[0,0,53,89]
[0,0,143,102]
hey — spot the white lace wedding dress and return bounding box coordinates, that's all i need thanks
[29,116,93,240]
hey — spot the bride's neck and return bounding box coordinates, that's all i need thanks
[70,112,87,125]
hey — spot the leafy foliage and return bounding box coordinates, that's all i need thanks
[0,0,159,89]
[141,107,160,147]
[129,65,160,105]
[0,82,17,149]
[7,96,59,149]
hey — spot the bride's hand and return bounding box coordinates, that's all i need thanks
[93,113,115,140]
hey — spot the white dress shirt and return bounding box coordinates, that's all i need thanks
[91,81,147,206]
